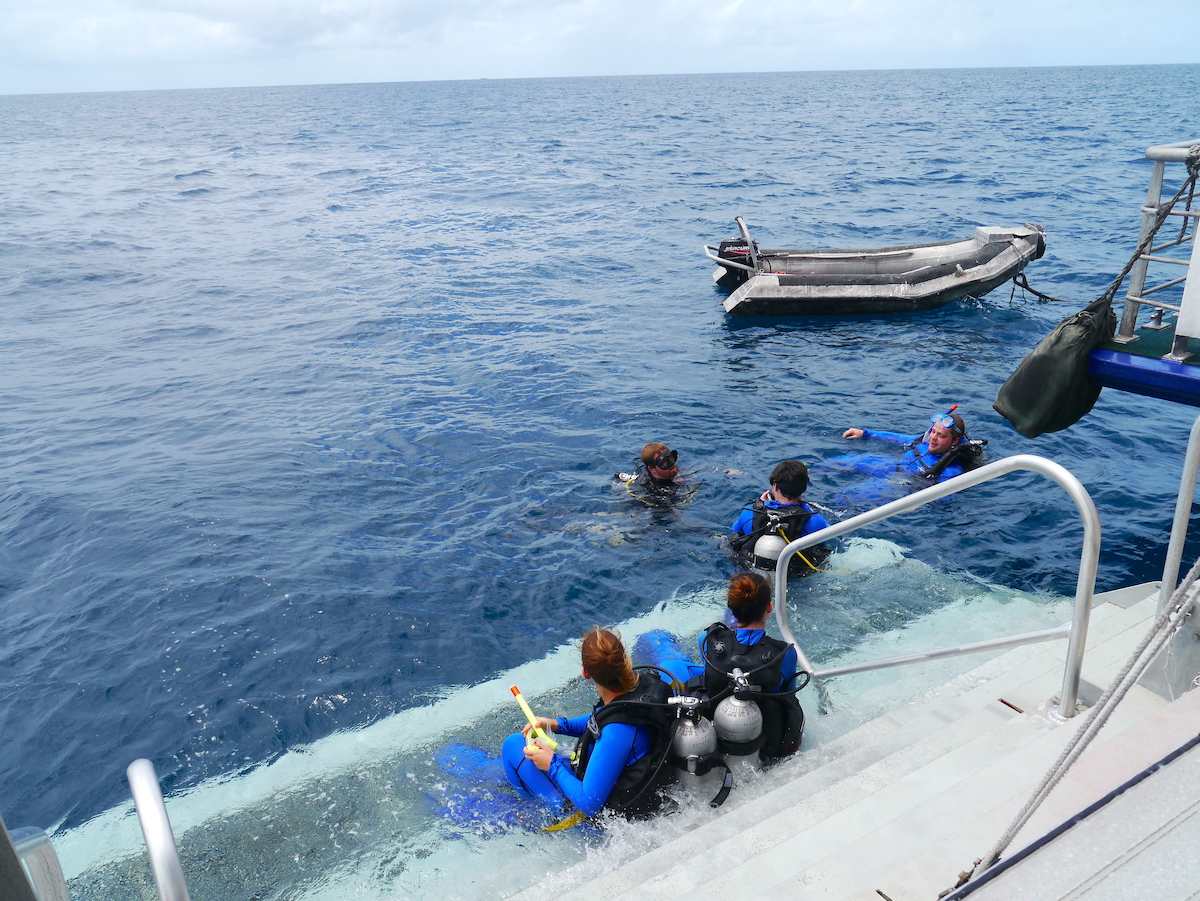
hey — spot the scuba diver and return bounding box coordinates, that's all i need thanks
[501,628,676,820]
[699,571,806,763]
[839,406,986,485]
[650,571,808,768]
[730,459,832,576]
[614,442,698,507]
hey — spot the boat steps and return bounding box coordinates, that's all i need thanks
[510,584,1187,901]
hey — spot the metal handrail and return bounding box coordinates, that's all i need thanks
[701,244,756,273]
[8,826,69,901]
[702,216,765,275]
[127,759,192,901]
[1116,140,1200,341]
[771,454,1101,720]
[1159,412,1200,612]
[735,215,761,274]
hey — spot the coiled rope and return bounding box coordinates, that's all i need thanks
[944,555,1200,895]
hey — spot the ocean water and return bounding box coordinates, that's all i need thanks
[2,64,1200,898]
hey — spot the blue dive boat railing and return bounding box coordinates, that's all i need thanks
[771,455,1102,721]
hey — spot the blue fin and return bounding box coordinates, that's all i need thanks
[436,743,505,784]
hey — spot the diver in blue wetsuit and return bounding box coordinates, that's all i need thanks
[841,409,982,484]
[501,628,674,819]
[654,572,806,762]
[731,459,832,576]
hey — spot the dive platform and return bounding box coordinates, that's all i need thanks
[1091,325,1200,408]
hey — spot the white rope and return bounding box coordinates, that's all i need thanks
[955,557,1200,889]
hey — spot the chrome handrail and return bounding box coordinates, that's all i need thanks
[127,759,192,901]
[701,215,764,275]
[702,243,756,273]
[772,454,1101,719]
[1160,412,1200,611]
[735,215,762,274]
[8,826,69,901]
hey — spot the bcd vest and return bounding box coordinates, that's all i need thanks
[733,500,831,575]
[699,623,805,761]
[572,671,677,818]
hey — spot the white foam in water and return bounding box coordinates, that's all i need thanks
[56,539,1074,899]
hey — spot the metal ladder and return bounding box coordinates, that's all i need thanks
[1114,140,1200,360]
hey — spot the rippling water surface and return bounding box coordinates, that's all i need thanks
[3,65,1200,896]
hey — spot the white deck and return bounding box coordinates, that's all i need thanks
[509,583,1200,901]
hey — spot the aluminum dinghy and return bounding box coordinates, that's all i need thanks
[705,217,1046,316]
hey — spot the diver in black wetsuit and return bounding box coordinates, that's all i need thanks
[614,442,695,506]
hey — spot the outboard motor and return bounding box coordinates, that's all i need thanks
[714,669,763,774]
[714,238,755,288]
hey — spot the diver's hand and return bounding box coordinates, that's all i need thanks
[525,739,555,771]
[521,716,558,736]
[842,428,864,440]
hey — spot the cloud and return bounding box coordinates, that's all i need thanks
[0,0,1197,95]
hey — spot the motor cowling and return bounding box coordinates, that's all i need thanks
[714,239,755,288]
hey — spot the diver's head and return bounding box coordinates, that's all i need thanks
[927,411,966,454]
[641,442,679,480]
[768,459,809,503]
[580,627,637,693]
[727,571,772,626]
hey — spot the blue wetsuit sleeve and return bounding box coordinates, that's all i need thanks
[546,721,642,817]
[731,507,754,534]
[780,645,798,690]
[557,714,590,738]
[861,429,921,446]
[801,511,830,536]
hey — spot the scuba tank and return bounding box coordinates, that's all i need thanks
[752,531,788,573]
[737,503,828,576]
[713,668,764,773]
[667,694,733,807]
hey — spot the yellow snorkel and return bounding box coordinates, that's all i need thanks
[510,685,558,750]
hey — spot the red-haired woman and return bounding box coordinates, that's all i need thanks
[501,627,672,818]
[699,571,804,760]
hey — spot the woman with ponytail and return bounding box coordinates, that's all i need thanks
[699,571,805,760]
[501,627,673,818]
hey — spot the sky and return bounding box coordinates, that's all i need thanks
[0,0,1197,96]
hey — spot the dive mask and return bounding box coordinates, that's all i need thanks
[651,449,678,469]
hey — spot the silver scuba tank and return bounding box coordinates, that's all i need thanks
[671,714,719,789]
[714,668,762,772]
[668,694,734,806]
[752,532,788,572]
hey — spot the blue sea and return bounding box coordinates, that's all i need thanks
[3,65,1200,899]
